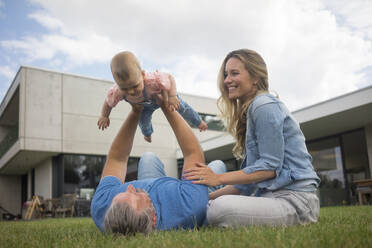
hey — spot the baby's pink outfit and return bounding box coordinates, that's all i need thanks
[106,71,171,108]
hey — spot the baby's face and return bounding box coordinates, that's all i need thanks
[117,74,144,98]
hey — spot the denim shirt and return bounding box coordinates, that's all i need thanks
[234,93,320,195]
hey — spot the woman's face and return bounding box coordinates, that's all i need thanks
[223,57,257,102]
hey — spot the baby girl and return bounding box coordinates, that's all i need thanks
[98,51,207,142]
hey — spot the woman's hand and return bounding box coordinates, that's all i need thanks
[183,162,222,187]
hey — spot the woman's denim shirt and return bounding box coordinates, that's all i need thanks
[234,94,320,196]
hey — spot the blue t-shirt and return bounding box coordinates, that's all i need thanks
[91,176,208,231]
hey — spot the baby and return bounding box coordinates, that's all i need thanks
[98,51,208,142]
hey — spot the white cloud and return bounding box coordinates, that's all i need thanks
[0,66,15,80]
[28,12,64,30]
[324,0,372,40]
[167,55,221,98]
[1,0,371,110]
[1,33,122,67]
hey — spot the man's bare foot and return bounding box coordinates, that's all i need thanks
[144,136,152,143]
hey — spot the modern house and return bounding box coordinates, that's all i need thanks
[1,66,371,219]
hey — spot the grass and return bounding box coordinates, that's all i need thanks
[0,206,371,248]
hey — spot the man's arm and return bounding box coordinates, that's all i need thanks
[160,102,204,172]
[167,75,179,111]
[168,75,177,97]
[100,106,142,183]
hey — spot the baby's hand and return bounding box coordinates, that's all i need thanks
[97,116,110,130]
[168,96,180,112]
[198,121,208,132]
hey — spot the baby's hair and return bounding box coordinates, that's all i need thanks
[110,51,142,82]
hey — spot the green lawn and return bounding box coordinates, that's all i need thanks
[0,206,371,248]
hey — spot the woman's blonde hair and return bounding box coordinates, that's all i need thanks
[217,49,269,158]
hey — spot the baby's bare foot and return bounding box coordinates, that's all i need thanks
[144,136,152,143]
[198,121,208,132]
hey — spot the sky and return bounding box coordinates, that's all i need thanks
[0,0,371,111]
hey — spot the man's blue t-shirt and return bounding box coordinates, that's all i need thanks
[91,176,208,231]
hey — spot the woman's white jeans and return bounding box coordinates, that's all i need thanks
[207,190,319,227]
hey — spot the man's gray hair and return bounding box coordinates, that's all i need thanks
[104,196,155,236]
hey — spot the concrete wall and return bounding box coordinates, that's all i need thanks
[180,94,219,115]
[365,124,372,177]
[34,158,52,199]
[23,68,62,152]
[0,175,22,218]
[0,126,10,141]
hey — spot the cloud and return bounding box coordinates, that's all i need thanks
[324,0,372,40]
[1,33,122,67]
[0,66,15,79]
[1,0,372,110]
[166,55,221,99]
[28,11,64,31]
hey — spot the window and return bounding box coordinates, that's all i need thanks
[62,155,140,198]
[307,129,370,206]
[307,137,347,206]
[63,155,105,198]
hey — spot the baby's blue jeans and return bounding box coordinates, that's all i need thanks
[139,96,202,137]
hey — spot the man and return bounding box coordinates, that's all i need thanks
[91,101,212,235]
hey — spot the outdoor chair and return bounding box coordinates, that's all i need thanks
[55,194,76,218]
[43,198,61,217]
[354,179,372,205]
[24,195,45,220]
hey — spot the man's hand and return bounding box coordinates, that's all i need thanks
[97,116,110,130]
[129,103,144,114]
[154,94,166,108]
[168,96,180,112]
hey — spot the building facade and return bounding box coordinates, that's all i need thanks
[1,66,371,218]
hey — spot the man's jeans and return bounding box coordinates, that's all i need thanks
[137,152,226,193]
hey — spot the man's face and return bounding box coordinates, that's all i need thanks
[112,184,152,212]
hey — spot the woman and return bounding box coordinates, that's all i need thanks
[184,49,320,227]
